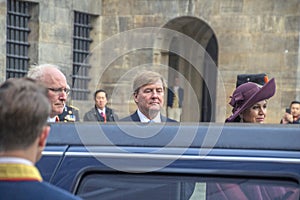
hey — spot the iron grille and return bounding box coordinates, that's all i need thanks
[71,11,93,100]
[6,0,31,78]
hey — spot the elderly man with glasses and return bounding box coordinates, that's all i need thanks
[27,64,68,122]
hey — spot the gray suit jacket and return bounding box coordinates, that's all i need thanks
[83,106,118,122]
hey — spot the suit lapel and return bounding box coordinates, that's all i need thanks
[94,107,103,121]
[131,111,141,122]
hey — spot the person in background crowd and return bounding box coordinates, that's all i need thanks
[83,89,118,122]
[167,76,184,122]
[280,100,300,124]
[225,78,276,123]
[0,78,81,200]
[27,64,68,123]
[58,84,80,122]
[121,70,177,123]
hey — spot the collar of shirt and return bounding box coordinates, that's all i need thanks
[0,157,33,166]
[137,109,161,123]
[0,157,42,181]
[97,108,106,115]
[47,116,56,123]
[173,86,179,91]
[63,104,67,111]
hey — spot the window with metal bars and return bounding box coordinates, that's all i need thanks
[71,11,93,100]
[6,0,31,79]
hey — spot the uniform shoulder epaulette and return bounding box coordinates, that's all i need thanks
[69,105,79,110]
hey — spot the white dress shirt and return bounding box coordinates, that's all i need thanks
[137,109,161,123]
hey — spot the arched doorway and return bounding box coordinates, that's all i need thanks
[161,17,218,122]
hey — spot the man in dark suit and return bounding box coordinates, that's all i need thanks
[121,71,177,123]
[83,89,118,122]
[167,76,184,121]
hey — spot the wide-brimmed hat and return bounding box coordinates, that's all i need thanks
[225,78,276,122]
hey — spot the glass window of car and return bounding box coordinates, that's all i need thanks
[75,173,300,200]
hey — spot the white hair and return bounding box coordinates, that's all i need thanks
[27,64,61,81]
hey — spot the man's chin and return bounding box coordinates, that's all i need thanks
[54,108,64,115]
[149,107,161,114]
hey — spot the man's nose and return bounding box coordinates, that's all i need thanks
[151,90,159,97]
[58,92,67,100]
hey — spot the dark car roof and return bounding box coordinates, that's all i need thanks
[47,122,300,151]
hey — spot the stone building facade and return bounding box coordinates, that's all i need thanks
[0,0,299,123]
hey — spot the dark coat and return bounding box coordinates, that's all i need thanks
[0,180,81,200]
[83,106,118,122]
[167,87,184,108]
[120,111,177,122]
[0,164,81,200]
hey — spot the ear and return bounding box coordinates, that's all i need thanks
[35,126,50,163]
[38,125,50,149]
[133,92,138,103]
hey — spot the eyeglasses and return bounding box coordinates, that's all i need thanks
[48,87,70,95]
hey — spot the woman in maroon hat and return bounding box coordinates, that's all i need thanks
[225,78,276,123]
[215,78,298,199]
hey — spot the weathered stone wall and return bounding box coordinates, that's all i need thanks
[97,0,300,122]
[0,0,6,83]
[1,0,299,123]
[206,0,300,122]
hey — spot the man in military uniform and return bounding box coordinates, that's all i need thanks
[27,64,68,123]
[58,104,80,122]
[58,84,80,122]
